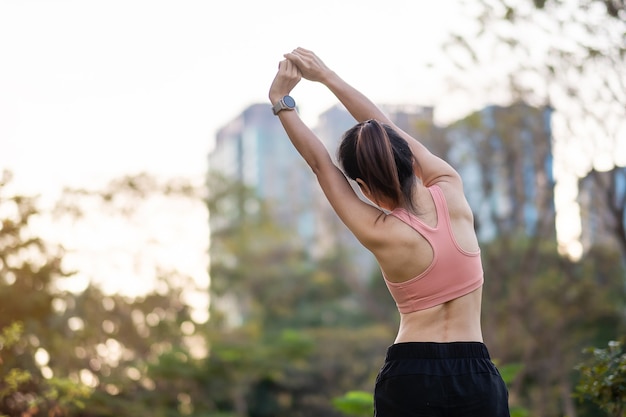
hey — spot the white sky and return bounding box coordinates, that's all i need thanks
[0,0,469,193]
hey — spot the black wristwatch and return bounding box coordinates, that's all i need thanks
[272,95,296,115]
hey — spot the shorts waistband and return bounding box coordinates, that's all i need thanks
[385,342,491,361]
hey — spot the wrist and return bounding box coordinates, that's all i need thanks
[269,93,284,104]
[319,70,338,86]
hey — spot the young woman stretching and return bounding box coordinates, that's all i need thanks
[269,47,510,417]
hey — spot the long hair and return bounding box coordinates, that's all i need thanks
[337,119,417,211]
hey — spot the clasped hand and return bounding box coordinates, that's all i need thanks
[269,58,301,103]
[269,47,330,102]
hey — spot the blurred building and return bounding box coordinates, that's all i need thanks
[308,105,358,263]
[578,166,626,255]
[209,103,316,245]
[208,101,555,280]
[443,102,555,242]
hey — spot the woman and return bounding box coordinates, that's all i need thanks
[269,47,510,417]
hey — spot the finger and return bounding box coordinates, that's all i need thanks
[291,47,309,58]
[282,59,296,77]
[287,60,300,77]
[284,58,293,70]
[278,59,289,72]
[294,47,314,60]
[284,51,302,65]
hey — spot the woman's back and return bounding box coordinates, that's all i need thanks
[373,181,484,343]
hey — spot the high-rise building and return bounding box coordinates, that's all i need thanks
[209,103,316,244]
[308,105,359,261]
[443,102,555,242]
[578,166,626,255]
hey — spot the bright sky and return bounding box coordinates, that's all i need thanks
[0,0,469,193]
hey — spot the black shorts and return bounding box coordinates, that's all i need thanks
[374,342,510,417]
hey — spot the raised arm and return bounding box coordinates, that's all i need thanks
[269,59,392,249]
[284,47,460,187]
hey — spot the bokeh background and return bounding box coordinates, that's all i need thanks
[1,1,624,416]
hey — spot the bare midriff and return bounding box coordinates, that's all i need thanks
[393,287,484,343]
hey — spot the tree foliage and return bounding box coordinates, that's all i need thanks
[332,391,373,417]
[575,337,626,417]
[440,0,625,178]
[533,0,625,18]
[0,171,91,416]
[1,149,624,417]
[481,236,625,416]
[206,171,392,416]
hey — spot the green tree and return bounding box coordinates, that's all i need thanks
[575,337,626,417]
[532,0,624,20]
[0,171,92,416]
[1,170,217,417]
[0,322,91,417]
[50,173,212,417]
[440,0,625,173]
[479,236,625,416]
[206,172,392,416]
[332,391,373,417]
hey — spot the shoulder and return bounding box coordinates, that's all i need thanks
[349,207,431,263]
[431,176,473,219]
[358,209,408,249]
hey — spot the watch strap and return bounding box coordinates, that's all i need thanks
[272,98,284,115]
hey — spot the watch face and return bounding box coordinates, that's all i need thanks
[283,95,296,108]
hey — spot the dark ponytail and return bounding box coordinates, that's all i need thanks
[338,119,417,211]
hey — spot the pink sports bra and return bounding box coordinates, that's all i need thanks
[383,185,484,313]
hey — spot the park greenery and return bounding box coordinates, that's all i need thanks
[1,0,625,416]
[1,155,625,416]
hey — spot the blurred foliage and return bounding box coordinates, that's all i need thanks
[0,322,91,416]
[498,364,530,417]
[533,0,625,18]
[332,391,373,417]
[0,170,394,417]
[0,171,91,417]
[442,0,625,178]
[480,234,625,415]
[575,337,626,417]
[206,171,392,416]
